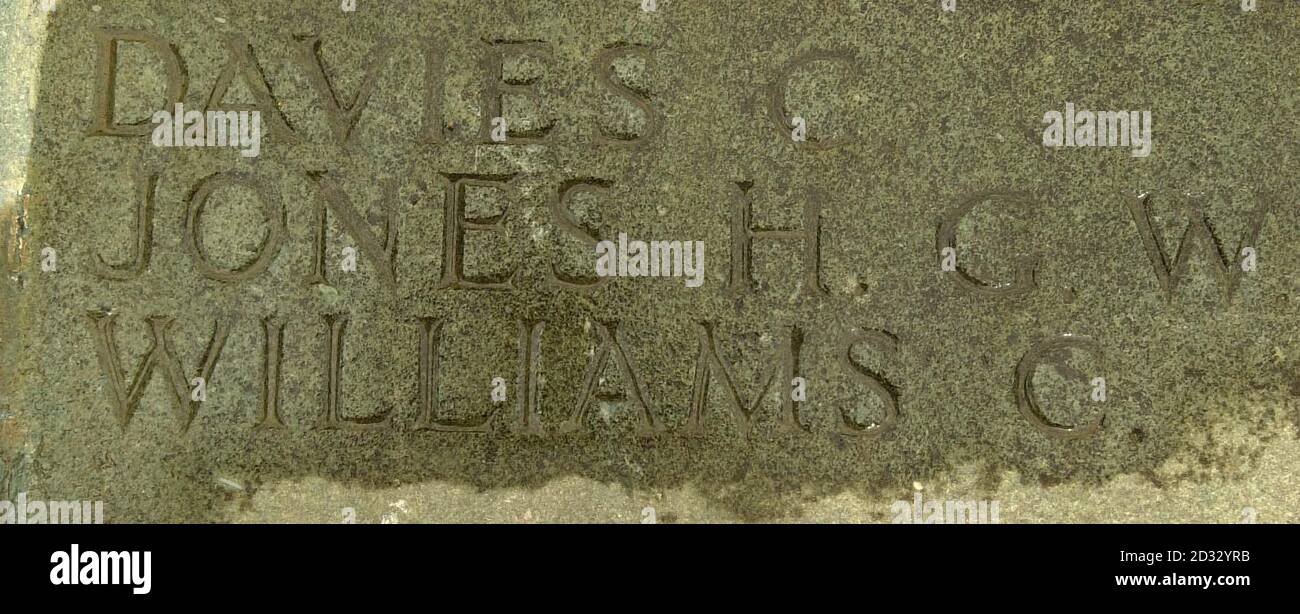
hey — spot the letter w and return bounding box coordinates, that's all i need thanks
[1125,193,1270,304]
[87,312,233,432]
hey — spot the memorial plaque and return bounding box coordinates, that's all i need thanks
[1,0,1298,523]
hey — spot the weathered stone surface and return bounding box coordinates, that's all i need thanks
[1,0,1298,522]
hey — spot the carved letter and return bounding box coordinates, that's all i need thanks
[727,182,826,296]
[837,329,900,437]
[415,318,492,433]
[481,40,555,144]
[205,36,297,143]
[183,173,285,283]
[548,178,612,291]
[1014,335,1105,439]
[562,321,663,436]
[422,41,448,144]
[320,314,392,429]
[516,320,545,435]
[94,172,157,280]
[294,35,393,145]
[438,173,519,290]
[87,29,185,135]
[936,190,1038,298]
[1125,193,1270,304]
[86,312,232,432]
[305,171,399,291]
[769,51,855,150]
[258,317,286,428]
[89,30,186,137]
[593,44,661,146]
[687,322,806,435]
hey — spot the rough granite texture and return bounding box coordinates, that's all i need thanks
[1,0,1298,523]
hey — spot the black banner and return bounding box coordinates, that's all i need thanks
[2,524,1282,603]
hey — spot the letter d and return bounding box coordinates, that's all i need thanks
[90,30,187,136]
